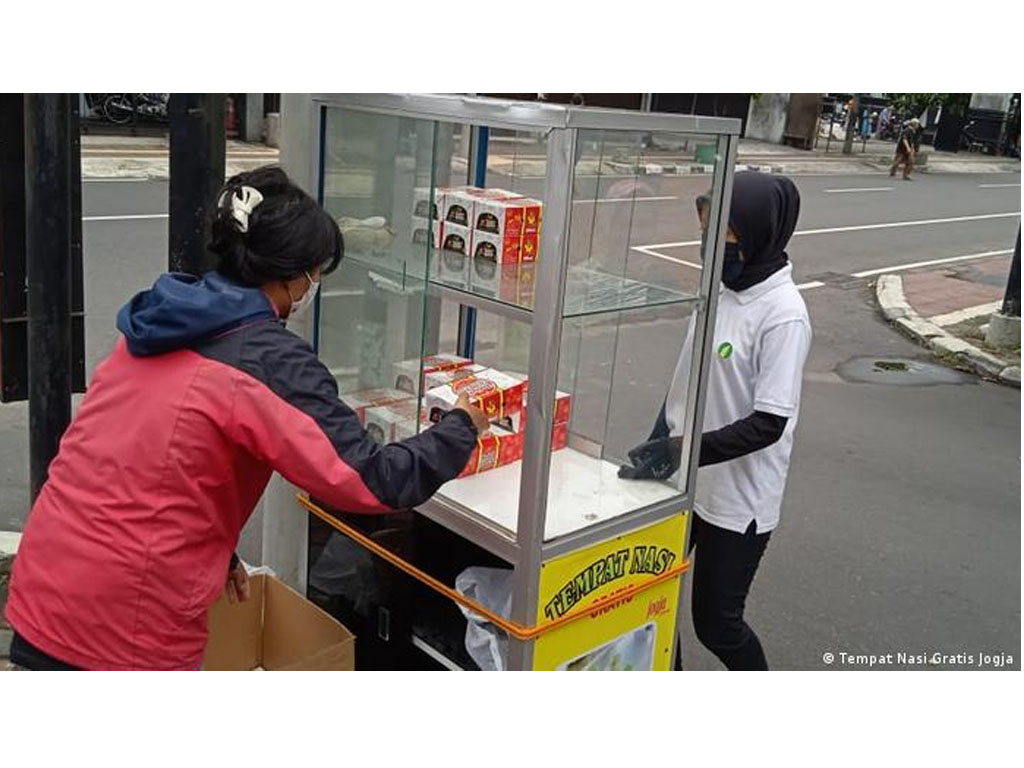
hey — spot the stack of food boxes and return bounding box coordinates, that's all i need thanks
[412,185,543,301]
[343,355,573,480]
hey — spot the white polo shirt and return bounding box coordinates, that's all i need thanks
[665,263,811,534]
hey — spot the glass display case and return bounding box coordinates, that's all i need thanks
[298,94,739,670]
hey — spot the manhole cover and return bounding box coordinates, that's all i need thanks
[836,357,974,386]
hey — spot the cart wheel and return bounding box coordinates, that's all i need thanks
[103,95,133,124]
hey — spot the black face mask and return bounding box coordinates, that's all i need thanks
[721,242,744,288]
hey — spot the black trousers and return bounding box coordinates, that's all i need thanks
[676,515,771,671]
[9,631,82,670]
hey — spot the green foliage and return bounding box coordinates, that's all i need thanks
[887,93,972,117]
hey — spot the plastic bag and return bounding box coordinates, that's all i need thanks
[454,566,514,671]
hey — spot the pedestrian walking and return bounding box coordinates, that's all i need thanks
[890,117,923,180]
[4,166,489,670]
[619,172,812,671]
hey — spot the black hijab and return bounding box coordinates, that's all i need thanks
[723,172,800,292]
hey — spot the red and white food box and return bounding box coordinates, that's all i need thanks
[439,222,472,258]
[411,216,440,249]
[364,398,423,445]
[436,239,470,287]
[467,187,521,201]
[459,424,523,477]
[412,187,442,220]
[393,354,475,395]
[471,229,520,265]
[519,231,540,262]
[424,363,488,391]
[424,368,527,424]
[473,197,527,239]
[442,190,476,228]
[518,198,543,235]
[500,373,572,431]
[345,388,414,424]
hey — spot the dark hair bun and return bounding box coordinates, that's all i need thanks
[208,166,343,287]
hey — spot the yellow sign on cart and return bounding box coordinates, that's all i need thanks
[533,513,689,671]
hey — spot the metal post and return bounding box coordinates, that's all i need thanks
[24,94,74,500]
[506,125,577,671]
[1003,228,1021,317]
[169,94,226,275]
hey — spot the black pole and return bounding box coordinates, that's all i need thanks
[24,94,74,500]
[1003,228,1021,317]
[169,94,225,275]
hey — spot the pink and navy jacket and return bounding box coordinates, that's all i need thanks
[5,271,477,670]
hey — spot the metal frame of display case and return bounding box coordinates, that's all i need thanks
[303,94,739,669]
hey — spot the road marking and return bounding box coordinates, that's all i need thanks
[928,301,1002,327]
[796,281,826,290]
[851,249,1013,278]
[630,245,702,269]
[83,213,168,222]
[824,187,893,193]
[795,211,1021,237]
[573,195,678,205]
[978,183,1021,188]
[82,177,158,184]
[632,211,1022,252]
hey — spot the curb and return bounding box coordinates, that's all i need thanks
[875,275,1020,387]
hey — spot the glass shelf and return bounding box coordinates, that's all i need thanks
[333,248,699,320]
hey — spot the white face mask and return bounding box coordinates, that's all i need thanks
[287,271,320,320]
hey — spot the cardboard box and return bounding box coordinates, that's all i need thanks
[518,198,543,235]
[473,197,526,239]
[503,373,573,428]
[424,368,526,423]
[411,216,440,249]
[439,222,472,258]
[472,229,520,265]
[459,424,522,477]
[365,399,423,444]
[520,231,540,263]
[413,187,442,220]
[345,388,414,423]
[204,573,355,671]
[393,354,476,394]
[442,191,476,228]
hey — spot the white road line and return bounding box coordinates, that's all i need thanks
[796,281,826,291]
[631,245,702,269]
[83,213,168,222]
[795,211,1020,237]
[633,211,1021,251]
[978,183,1021,188]
[928,301,1003,327]
[824,187,893,193]
[82,177,157,184]
[851,249,1013,278]
[572,195,678,205]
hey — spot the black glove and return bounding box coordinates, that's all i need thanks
[618,436,683,481]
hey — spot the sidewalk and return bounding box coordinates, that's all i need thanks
[876,253,1021,386]
[80,133,1020,180]
[82,135,280,180]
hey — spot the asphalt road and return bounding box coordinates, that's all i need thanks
[2,169,1019,671]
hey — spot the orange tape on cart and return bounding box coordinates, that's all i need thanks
[298,494,690,642]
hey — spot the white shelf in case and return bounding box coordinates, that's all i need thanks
[436,447,681,542]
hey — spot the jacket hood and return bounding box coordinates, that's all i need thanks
[116,271,276,356]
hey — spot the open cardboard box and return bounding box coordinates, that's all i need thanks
[204,573,355,671]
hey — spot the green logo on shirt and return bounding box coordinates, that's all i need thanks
[718,342,734,359]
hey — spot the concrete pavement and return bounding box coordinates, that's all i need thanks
[876,253,1020,386]
[81,134,1021,180]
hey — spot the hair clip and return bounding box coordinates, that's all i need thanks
[219,185,264,233]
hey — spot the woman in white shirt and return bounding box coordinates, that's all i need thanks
[620,172,812,670]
